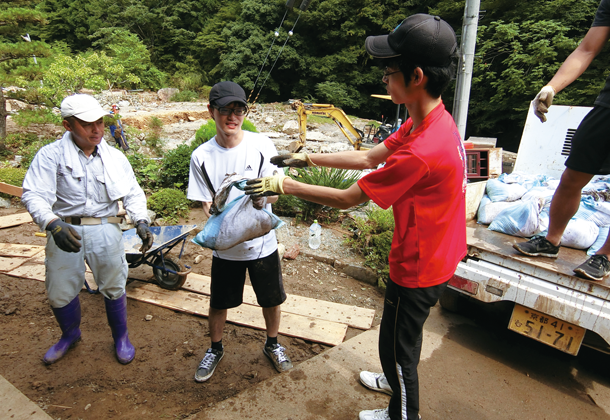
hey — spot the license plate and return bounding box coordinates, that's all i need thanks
[508,304,585,355]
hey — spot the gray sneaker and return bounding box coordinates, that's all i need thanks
[513,236,560,258]
[194,348,224,382]
[263,343,293,372]
[574,254,610,281]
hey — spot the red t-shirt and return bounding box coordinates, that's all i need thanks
[358,103,467,288]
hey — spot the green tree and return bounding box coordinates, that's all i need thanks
[0,1,50,145]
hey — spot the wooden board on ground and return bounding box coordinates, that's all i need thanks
[0,243,44,258]
[126,281,348,346]
[183,273,375,330]
[0,182,23,197]
[0,213,33,229]
[0,257,29,272]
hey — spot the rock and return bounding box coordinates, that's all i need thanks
[283,243,300,260]
[194,255,204,264]
[145,315,153,321]
[282,120,299,135]
[118,100,130,108]
[188,116,196,122]
[265,117,274,123]
[5,306,17,315]
[155,218,167,227]
[147,209,157,223]
[158,88,179,102]
[85,404,91,410]
[0,197,11,209]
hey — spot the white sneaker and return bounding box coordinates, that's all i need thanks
[359,408,390,420]
[359,371,393,395]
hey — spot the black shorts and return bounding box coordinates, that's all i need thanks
[210,250,286,309]
[565,106,610,175]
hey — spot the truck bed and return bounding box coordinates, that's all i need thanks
[465,220,610,299]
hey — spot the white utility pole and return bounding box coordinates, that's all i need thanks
[452,0,480,140]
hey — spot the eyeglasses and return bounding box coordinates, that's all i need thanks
[382,69,401,81]
[215,106,249,116]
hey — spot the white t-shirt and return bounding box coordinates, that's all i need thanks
[187,131,280,261]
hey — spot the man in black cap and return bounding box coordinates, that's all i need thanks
[245,14,466,420]
[187,81,293,383]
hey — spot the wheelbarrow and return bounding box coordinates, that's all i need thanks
[123,224,198,290]
[84,224,198,293]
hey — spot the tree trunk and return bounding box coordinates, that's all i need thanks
[0,88,7,154]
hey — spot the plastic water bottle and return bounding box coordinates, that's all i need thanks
[309,220,322,250]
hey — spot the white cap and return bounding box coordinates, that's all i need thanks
[60,94,110,122]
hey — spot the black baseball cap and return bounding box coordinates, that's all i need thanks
[365,14,457,66]
[209,81,247,107]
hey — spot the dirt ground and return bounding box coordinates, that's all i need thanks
[0,206,385,420]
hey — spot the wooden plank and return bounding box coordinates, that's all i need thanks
[0,213,33,229]
[126,281,348,346]
[28,251,45,264]
[0,256,29,272]
[0,182,23,197]
[0,243,44,258]
[183,273,375,330]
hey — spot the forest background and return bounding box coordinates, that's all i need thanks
[1,0,609,152]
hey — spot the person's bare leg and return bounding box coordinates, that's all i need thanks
[262,305,281,337]
[546,168,594,246]
[209,307,227,342]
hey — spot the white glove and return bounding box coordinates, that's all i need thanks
[532,85,555,123]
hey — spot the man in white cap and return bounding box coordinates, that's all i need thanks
[246,14,466,420]
[22,93,153,365]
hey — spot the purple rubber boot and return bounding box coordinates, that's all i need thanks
[104,293,135,364]
[43,296,82,364]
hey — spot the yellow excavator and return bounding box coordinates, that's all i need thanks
[288,98,405,153]
[288,100,376,152]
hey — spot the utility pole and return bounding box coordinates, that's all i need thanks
[452,0,480,141]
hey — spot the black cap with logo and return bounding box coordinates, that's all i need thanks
[365,14,457,66]
[209,81,247,107]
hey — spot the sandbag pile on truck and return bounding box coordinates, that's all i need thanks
[476,172,610,253]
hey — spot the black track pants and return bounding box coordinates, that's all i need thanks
[379,279,449,420]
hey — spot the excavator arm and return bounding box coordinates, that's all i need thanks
[288,100,369,153]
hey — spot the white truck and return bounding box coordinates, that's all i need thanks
[442,105,610,356]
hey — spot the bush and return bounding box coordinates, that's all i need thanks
[19,138,55,169]
[4,133,38,150]
[126,152,162,193]
[284,166,362,222]
[161,143,193,190]
[192,118,258,147]
[0,166,27,186]
[145,116,165,156]
[147,188,190,224]
[12,109,62,127]
[170,90,198,102]
[345,206,395,286]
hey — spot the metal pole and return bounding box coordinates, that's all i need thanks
[452,0,480,141]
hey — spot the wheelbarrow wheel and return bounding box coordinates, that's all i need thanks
[153,256,187,290]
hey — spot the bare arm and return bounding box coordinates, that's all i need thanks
[548,26,610,93]
[308,143,393,170]
[282,179,369,210]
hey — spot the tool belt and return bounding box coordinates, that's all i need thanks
[63,216,123,226]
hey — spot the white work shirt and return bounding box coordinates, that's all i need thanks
[22,132,149,230]
[187,131,280,261]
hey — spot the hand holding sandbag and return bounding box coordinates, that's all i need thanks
[270,153,316,168]
[136,220,154,253]
[245,173,288,197]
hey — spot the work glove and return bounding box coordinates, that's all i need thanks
[46,219,82,253]
[251,196,267,210]
[270,153,316,168]
[245,172,288,197]
[532,85,555,123]
[136,220,154,254]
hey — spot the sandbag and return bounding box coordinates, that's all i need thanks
[486,178,527,202]
[477,195,521,225]
[488,199,541,237]
[192,173,285,251]
[587,226,610,256]
[560,218,599,250]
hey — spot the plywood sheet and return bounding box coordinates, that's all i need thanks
[0,256,29,272]
[0,182,23,197]
[0,213,33,229]
[183,273,374,330]
[0,243,44,258]
[126,281,347,346]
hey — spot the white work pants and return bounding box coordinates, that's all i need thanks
[45,223,128,308]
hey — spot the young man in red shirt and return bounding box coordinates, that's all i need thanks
[246,14,466,420]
